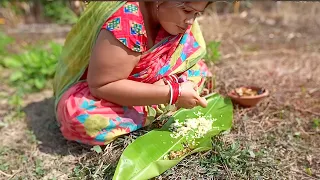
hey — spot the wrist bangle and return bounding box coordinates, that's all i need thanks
[168,83,173,105]
[171,74,179,83]
[172,83,179,105]
[163,74,179,85]
[170,82,181,105]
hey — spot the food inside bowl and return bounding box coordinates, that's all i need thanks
[235,87,264,97]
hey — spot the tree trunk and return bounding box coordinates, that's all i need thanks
[33,0,44,23]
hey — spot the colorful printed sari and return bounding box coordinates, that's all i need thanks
[53,1,212,145]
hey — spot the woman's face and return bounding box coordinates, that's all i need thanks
[157,2,209,35]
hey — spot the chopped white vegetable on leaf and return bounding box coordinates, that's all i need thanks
[169,112,218,146]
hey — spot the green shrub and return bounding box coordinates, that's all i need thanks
[1,0,78,24]
[2,42,62,92]
[204,41,221,64]
[0,31,14,62]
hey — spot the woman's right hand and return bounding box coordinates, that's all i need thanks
[175,81,208,109]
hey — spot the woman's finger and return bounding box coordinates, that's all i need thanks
[196,96,208,108]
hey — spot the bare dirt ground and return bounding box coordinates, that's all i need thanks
[0,2,319,180]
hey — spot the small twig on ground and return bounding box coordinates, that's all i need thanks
[8,169,21,180]
[216,149,233,179]
[93,160,104,177]
[101,164,111,174]
[0,170,12,178]
[199,150,212,158]
[291,168,319,180]
[222,162,232,179]
[292,106,320,116]
[103,143,113,156]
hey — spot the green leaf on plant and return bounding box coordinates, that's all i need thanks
[91,145,102,153]
[9,71,23,82]
[34,78,46,90]
[305,167,312,176]
[8,94,24,107]
[313,119,320,128]
[3,56,22,68]
[204,41,221,63]
[4,42,62,92]
[0,31,14,59]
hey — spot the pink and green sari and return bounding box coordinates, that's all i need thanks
[53,1,212,145]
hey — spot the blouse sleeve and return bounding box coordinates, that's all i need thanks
[101,2,147,53]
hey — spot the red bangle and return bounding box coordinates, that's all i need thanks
[163,75,179,85]
[168,83,173,105]
[171,83,178,105]
[164,75,181,105]
[171,74,179,83]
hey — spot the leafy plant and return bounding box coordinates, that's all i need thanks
[313,119,320,128]
[199,138,275,179]
[7,90,25,121]
[201,140,253,170]
[0,0,24,15]
[91,145,103,154]
[1,0,79,24]
[2,42,62,92]
[204,41,221,64]
[112,93,233,180]
[8,89,24,108]
[0,31,14,63]
[0,0,9,7]
[34,158,45,178]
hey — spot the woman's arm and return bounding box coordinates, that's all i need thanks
[87,29,170,106]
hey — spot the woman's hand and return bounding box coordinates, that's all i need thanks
[175,81,208,109]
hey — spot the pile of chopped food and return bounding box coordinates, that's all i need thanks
[235,87,263,97]
[169,112,217,146]
[163,113,218,160]
[163,144,192,160]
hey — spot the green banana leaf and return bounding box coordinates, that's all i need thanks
[113,94,233,180]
